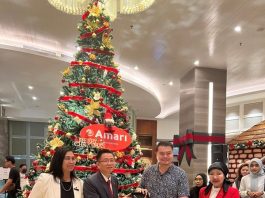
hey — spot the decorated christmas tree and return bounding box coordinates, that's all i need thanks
[22,0,144,197]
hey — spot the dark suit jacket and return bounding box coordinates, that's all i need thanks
[83,172,119,198]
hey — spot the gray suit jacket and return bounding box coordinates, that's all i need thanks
[83,172,118,198]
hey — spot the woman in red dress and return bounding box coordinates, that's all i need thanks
[199,162,239,198]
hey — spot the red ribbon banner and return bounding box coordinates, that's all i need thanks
[173,129,225,166]
[81,47,114,56]
[70,61,119,75]
[80,26,110,39]
[69,83,122,96]
[59,96,126,118]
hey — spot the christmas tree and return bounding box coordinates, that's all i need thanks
[22,0,144,197]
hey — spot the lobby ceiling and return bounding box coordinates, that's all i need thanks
[0,0,265,120]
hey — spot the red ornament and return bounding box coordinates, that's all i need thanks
[229,144,235,150]
[80,89,85,94]
[82,11,90,20]
[32,160,39,166]
[104,110,114,126]
[247,140,252,147]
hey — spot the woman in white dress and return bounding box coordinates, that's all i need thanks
[239,158,265,198]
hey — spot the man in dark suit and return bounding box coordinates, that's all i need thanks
[84,149,118,198]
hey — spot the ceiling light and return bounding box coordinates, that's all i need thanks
[47,0,155,21]
[194,60,200,66]
[134,66,139,70]
[234,26,241,33]
[32,96,37,101]
[28,85,34,90]
[169,81,173,86]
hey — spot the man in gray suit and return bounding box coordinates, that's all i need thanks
[84,149,119,198]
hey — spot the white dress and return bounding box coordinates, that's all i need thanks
[239,174,265,198]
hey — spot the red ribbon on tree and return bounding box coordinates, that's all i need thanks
[67,111,96,124]
[81,47,114,55]
[173,129,225,166]
[80,26,110,39]
[69,83,122,96]
[71,61,119,75]
[59,95,127,118]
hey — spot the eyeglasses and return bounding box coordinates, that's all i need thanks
[98,159,116,163]
[194,178,203,181]
[64,156,76,161]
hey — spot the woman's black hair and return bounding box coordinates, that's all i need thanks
[195,173,208,187]
[48,146,76,181]
[205,162,231,195]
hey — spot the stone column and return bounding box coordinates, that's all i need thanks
[0,117,9,164]
[179,67,226,185]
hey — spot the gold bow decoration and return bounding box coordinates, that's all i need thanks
[85,99,100,116]
[49,137,64,149]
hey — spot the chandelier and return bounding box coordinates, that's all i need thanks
[47,0,155,21]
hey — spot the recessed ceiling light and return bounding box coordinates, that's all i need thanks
[169,81,173,86]
[28,85,34,90]
[194,60,200,66]
[134,66,139,70]
[234,26,241,32]
[32,96,37,100]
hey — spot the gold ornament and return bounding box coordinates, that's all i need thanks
[89,54,96,60]
[49,137,64,149]
[100,46,104,51]
[81,77,86,83]
[78,60,83,65]
[93,92,101,101]
[58,104,66,111]
[65,132,72,138]
[130,149,135,155]
[74,116,82,124]
[48,125,53,132]
[92,33,97,38]
[102,33,112,48]
[121,106,128,112]
[89,5,101,17]
[87,152,94,159]
[62,67,71,76]
[103,21,110,27]
[46,151,51,156]
[116,151,124,158]
[76,156,82,162]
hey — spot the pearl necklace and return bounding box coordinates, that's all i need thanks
[60,180,73,192]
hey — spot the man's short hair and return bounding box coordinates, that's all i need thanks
[5,156,15,164]
[156,141,173,151]
[96,149,114,161]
